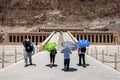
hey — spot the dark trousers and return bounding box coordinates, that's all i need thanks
[50,54,55,64]
[79,54,85,65]
[64,59,70,70]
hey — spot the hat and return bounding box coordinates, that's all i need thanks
[26,39,30,42]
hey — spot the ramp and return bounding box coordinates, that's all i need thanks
[0,32,120,80]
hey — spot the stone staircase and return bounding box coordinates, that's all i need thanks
[57,33,64,51]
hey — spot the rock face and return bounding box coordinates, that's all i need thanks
[0,0,120,26]
[58,0,120,20]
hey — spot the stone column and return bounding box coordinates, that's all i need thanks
[98,35,100,44]
[42,35,44,42]
[106,35,108,44]
[20,36,23,42]
[103,34,105,44]
[90,35,92,44]
[94,34,96,44]
[79,34,80,40]
[102,34,104,43]
[75,34,77,39]
[83,34,84,40]
[88,35,90,42]
[34,35,36,44]
[13,35,15,43]
[86,34,88,41]
[84,34,87,40]
[15,35,17,43]
[109,35,111,43]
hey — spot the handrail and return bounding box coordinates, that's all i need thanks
[39,31,55,51]
[67,31,77,42]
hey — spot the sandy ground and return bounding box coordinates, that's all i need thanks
[0,45,39,69]
[0,45,120,72]
[0,45,24,69]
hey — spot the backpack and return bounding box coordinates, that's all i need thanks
[51,49,57,55]
[25,43,33,52]
[81,47,86,53]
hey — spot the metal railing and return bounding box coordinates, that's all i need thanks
[0,32,55,69]
[87,46,120,71]
[0,45,24,69]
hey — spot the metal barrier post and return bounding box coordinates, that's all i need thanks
[91,49,93,57]
[118,46,119,53]
[2,46,4,68]
[114,53,117,70]
[102,50,104,63]
[106,47,108,54]
[96,49,98,60]
[15,46,17,63]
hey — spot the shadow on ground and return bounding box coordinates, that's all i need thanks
[45,64,58,68]
[61,67,77,72]
[24,64,36,67]
[77,64,90,68]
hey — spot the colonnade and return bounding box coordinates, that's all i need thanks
[71,31,116,45]
[7,32,51,44]
[6,31,117,45]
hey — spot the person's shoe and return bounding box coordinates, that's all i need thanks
[52,64,55,66]
[33,64,36,66]
[78,63,82,66]
[66,67,69,71]
[30,63,36,66]
[24,64,28,67]
[83,64,86,68]
[50,64,52,68]
[64,66,66,71]
[30,63,33,65]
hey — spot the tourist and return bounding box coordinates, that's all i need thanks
[61,47,72,71]
[50,48,57,68]
[22,38,35,67]
[78,47,86,67]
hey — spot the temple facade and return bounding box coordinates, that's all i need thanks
[71,31,117,45]
[6,32,51,45]
[4,31,118,45]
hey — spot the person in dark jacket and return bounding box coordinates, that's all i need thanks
[78,47,86,67]
[50,48,57,68]
[22,38,35,67]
